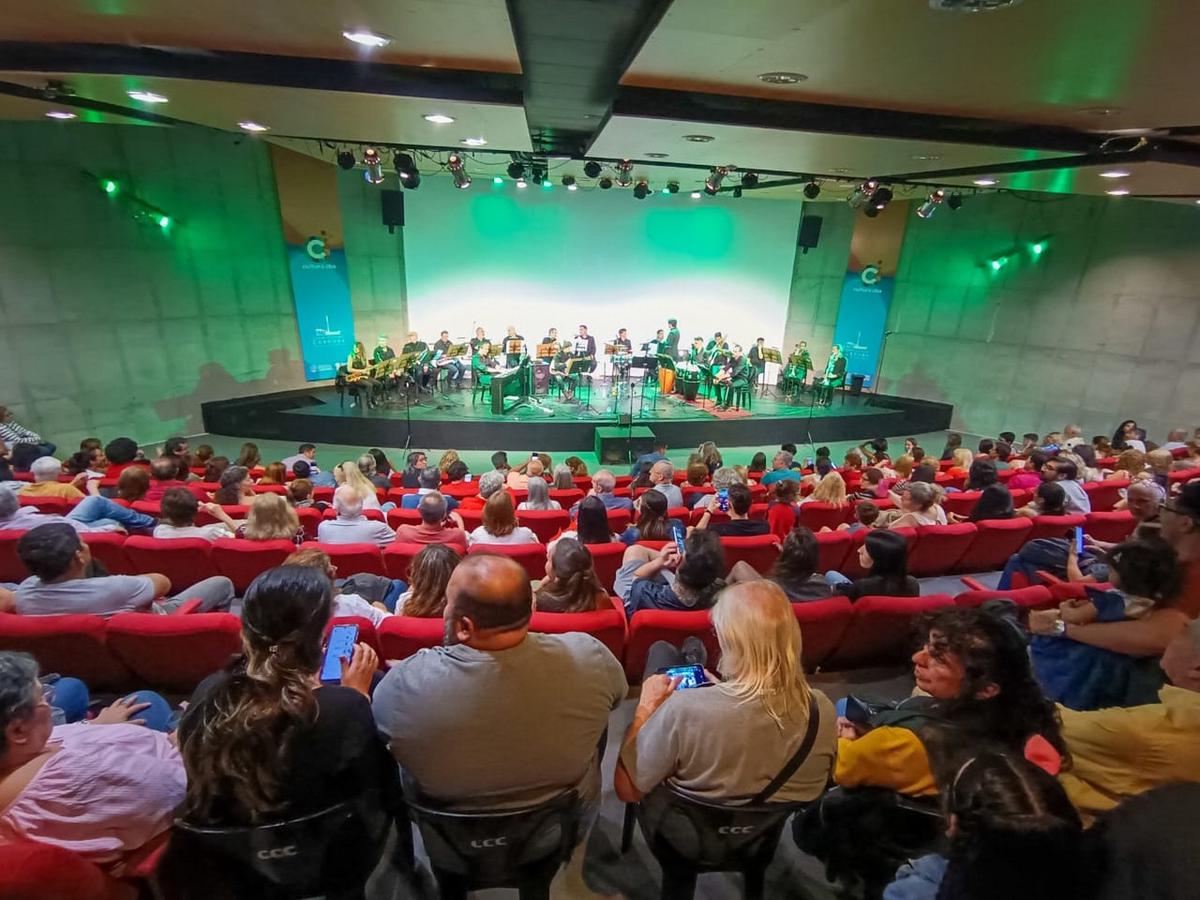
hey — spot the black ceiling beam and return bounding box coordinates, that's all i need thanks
[0,41,523,105]
[505,0,676,157]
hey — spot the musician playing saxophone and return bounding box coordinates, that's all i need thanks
[346,340,380,407]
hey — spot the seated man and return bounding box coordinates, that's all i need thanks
[760,450,801,486]
[143,457,192,504]
[440,460,476,498]
[152,488,239,542]
[372,554,626,814]
[400,467,459,511]
[19,456,86,501]
[506,456,545,491]
[649,460,684,509]
[0,483,154,535]
[457,469,507,512]
[571,469,634,516]
[1057,618,1200,823]
[393,492,468,550]
[695,482,770,537]
[292,458,336,488]
[616,530,726,614]
[316,485,396,547]
[14,523,234,615]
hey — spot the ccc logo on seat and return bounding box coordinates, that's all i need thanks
[469,837,508,848]
[256,845,299,859]
[717,826,755,835]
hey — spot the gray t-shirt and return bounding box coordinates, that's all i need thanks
[316,516,396,547]
[372,632,627,808]
[621,685,837,803]
[654,483,684,509]
[15,574,157,617]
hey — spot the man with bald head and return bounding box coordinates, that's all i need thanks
[372,553,626,811]
[650,460,683,509]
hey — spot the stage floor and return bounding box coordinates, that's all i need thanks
[204,380,953,453]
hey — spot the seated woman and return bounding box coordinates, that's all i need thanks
[851,467,888,501]
[236,492,305,545]
[393,543,459,617]
[615,580,836,804]
[516,476,561,511]
[1029,538,1186,710]
[620,489,684,545]
[153,487,238,541]
[884,753,1085,900]
[963,457,998,492]
[826,529,919,600]
[212,464,254,506]
[176,566,398,827]
[559,495,622,544]
[550,464,575,491]
[468,490,538,545]
[284,548,402,625]
[729,526,833,603]
[334,460,383,511]
[800,470,847,506]
[287,477,326,511]
[943,447,974,482]
[564,455,589,477]
[234,442,262,471]
[747,451,767,475]
[887,482,946,528]
[682,462,710,508]
[616,529,726,614]
[949,482,1015,523]
[767,478,801,541]
[1016,480,1068,518]
[256,462,287,486]
[0,651,184,866]
[691,465,740,512]
[630,461,654,491]
[535,538,609,613]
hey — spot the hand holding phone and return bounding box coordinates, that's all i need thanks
[320,623,359,683]
[657,664,711,689]
[1072,525,1085,555]
[672,524,686,556]
[717,488,730,512]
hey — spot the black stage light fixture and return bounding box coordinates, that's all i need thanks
[583,160,602,178]
[803,180,821,199]
[732,186,744,198]
[393,152,421,189]
[447,153,471,189]
[615,159,634,187]
[361,148,385,185]
[847,179,879,210]
[947,192,964,210]
[704,165,730,195]
[562,174,577,191]
[506,161,525,180]
[871,186,894,210]
[531,164,548,186]
[337,150,356,170]
[740,171,759,188]
[599,176,613,190]
[666,181,679,194]
[864,204,880,218]
[916,189,946,218]
[633,179,650,200]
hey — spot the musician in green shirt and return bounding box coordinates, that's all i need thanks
[713,344,753,410]
[780,340,813,397]
[686,336,708,365]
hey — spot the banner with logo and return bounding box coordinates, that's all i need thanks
[830,201,909,387]
[270,144,355,381]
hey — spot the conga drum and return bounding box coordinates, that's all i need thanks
[676,364,700,401]
[658,366,676,394]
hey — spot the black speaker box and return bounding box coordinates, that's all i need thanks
[381,190,405,231]
[798,214,823,253]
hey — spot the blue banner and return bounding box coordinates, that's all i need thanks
[287,245,355,380]
[831,270,893,386]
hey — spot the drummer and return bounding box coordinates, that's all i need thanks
[613,328,633,353]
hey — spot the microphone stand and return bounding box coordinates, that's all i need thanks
[867,331,893,407]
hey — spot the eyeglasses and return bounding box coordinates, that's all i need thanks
[1159,500,1199,521]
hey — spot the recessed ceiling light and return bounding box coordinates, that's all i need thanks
[830,167,851,174]
[912,154,941,161]
[682,134,715,143]
[460,137,487,147]
[972,178,998,186]
[127,90,168,103]
[342,29,392,48]
[1099,169,1130,179]
[237,120,269,132]
[757,71,807,84]
[423,113,455,124]
[690,191,702,199]
[45,110,76,120]
[1106,188,1130,196]
[644,152,669,159]
[1079,105,1122,117]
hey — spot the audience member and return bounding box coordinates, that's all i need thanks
[964,457,998,491]
[515,475,558,510]
[1017,480,1068,518]
[696,482,769,536]
[760,450,801,486]
[317,485,395,547]
[620,489,682,544]
[852,467,888,500]
[748,451,768,474]
[826,529,919,600]
[845,500,880,533]
[962,483,1015,522]
[551,464,575,490]
[535,539,609,613]
[559,494,620,544]
[400,467,460,511]
[0,481,153,535]
[1043,457,1091,514]
[729,526,833,602]
[1007,449,1048,491]
[393,492,468,549]
[574,469,634,515]
[256,461,287,486]
[286,477,321,510]
[801,470,847,506]
[237,492,304,544]
[767,478,801,540]
[697,440,723,474]
[564,455,589,477]
[691,466,741,513]
[280,443,320,474]
[888,482,945,528]
[202,455,231,485]
[468,490,537,545]
[507,455,545,491]
[0,407,54,458]
[212,465,254,506]
[649,460,683,508]
[458,468,507,512]
[939,432,962,462]
[334,460,382,510]
[1111,420,1146,453]
[490,450,509,475]
[65,446,106,480]
[141,456,189,503]
[617,529,726,614]
[292,457,336,487]
[234,442,261,470]
[369,448,395,481]
[283,548,396,625]
[19,456,86,501]
[392,543,459,617]
[153,488,237,541]
[630,440,668,479]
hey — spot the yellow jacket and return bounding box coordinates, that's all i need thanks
[835,727,937,796]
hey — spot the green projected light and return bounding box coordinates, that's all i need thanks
[102,179,118,195]
[158,215,171,229]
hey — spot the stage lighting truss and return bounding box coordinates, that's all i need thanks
[704,165,731,195]
[847,179,880,210]
[447,153,471,189]
[393,152,421,189]
[615,159,634,187]
[361,148,385,185]
[916,189,946,218]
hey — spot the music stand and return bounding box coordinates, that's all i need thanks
[565,357,596,413]
[536,342,557,359]
[761,346,783,398]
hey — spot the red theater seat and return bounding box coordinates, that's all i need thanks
[383,542,465,580]
[0,840,135,900]
[586,541,627,592]
[906,524,976,577]
[321,507,384,522]
[458,508,484,532]
[106,612,241,692]
[296,506,323,541]
[1009,488,1035,508]
[323,615,383,661]
[386,508,423,527]
[941,491,981,519]
[549,488,584,507]
[954,584,1055,612]
[792,596,854,670]
[516,509,571,543]
[606,508,632,532]
[798,502,849,533]
[466,543,548,581]
[300,541,385,576]
[955,518,1032,573]
[719,535,781,575]
[0,530,29,583]
[81,532,131,576]
[529,597,626,660]
[196,505,249,526]
[122,537,218,589]
[1083,479,1125,512]
[624,609,718,683]
[823,594,956,669]
[18,495,74,514]
[212,538,296,592]
[1026,514,1086,543]
[1085,510,1137,543]
[682,486,714,507]
[0,613,133,689]
[378,614,444,660]
[815,530,851,574]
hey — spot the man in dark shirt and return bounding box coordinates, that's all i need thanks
[432,329,465,388]
[697,483,769,537]
[573,324,597,372]
[613,328,633,353]
[402,331,433,391]
[748,337,767,378]
[663,318,681,358]
[715,345,753,410]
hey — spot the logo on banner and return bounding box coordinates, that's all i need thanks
[860,264,881,286]
[305,233,330,261]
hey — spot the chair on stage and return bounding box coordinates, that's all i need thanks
[471,367,492,405]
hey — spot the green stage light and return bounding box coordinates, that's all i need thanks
[492,175,503,185]
[158,215,170,229]
[102,179,118,195]
[541,180,552,190]
[661,187,671,195]
[1031,239,1047,257]
[989,256,1007,271]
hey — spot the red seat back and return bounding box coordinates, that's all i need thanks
[1168,467,1200,486]
[941,491,981,519]
[954,585,1055,612]
[323,615,383,661]
[586,541,627,592]
[378,614,444,660]
[1026,514,1087,544]
[624,609,718,683]
[0,530,29,582]
[296,506,323,541]
[792,596,854,670]
[605,508,632,532]
[300,541,384,576]
[824,594,956,669]
[718,535,781,576]
[122,536,218,590]
[815,530,851,573]
[955,518,1032,573]
[1009,488,1035,509]
[798,502,850,533]
[466,543,548,581]
[81,532,131,576]
[549,488,584,507]
[0,613,133,690]
[515,509,571,544]
[458,507,484,532]
[18,495,74,514]
[386,508,424,528]
[196,504,249,526]
[1083,480,1125,512]
[529,598,626,661]
[106,612,241,692]
[211,538,296,592]
[382,541,465,580]
[1084,511,1137,543]
[0,840,134,900]
[906,524,977,577]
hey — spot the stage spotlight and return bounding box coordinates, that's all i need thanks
[864,204,880,218]
[666,181,679,194]
[947,192,963,210]
[516,177,527,188]
[803,180,821,199]
[871,186,894,210]
[361,148,385,185]
[847,179,879,210]
[916,189,946,218]
[704,166,730,195]
[447,153,471,189]
[393,152,421,189]
[740,171,759,188]
[599,176,613,190]
[530,164,548,186]
[633,179,650,200]
[337,150,356,170]
[562,174,577,191]
[507,161,525,180]
[583,160,602,179]
[615,159,634,187]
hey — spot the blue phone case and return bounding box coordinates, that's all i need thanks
[320,624,358,682]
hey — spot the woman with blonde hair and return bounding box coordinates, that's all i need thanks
[334,460,382,510]
[1104,448,1145,482]
[614,580,836,804]
[438,450,460,476]
[802,470,847,505]
[238,492,304,544]
[946,447,974,478]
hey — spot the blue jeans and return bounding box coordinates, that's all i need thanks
[996,538,1109,589]
[825,571,853,587]
[68,495,156,532]
[45,677,175,731]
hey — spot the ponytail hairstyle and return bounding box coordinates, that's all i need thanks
[635,488,671,540]
[535,538,607,613]
[179,565,332,824]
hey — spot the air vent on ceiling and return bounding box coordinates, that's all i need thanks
[930,0,1022,10]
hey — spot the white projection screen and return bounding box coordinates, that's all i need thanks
[402,177,803,350]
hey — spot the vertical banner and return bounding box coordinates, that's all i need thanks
[830,202,909,386]
[270,144,355,381]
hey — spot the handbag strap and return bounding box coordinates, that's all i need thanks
[750,694,822,805]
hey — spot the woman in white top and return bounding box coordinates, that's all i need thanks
[334,460,382,510]
[468,491,538,545]
[799,471,847,506]
[152,487,237,542]
[517,477,561,511]
[888,481,945,529]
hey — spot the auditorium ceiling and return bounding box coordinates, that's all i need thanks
[3,0,1200,203]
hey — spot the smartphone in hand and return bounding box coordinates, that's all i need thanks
[657,664,711,689]
[320,623,359,683]
[672,524,686,556]
[1074,525,1085,555]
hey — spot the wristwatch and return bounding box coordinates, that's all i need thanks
[1050,617,1067,637]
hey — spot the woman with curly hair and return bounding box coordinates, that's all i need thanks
[535,538,609,613]
[437,449,460,476]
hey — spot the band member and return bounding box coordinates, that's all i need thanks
[471,340,502,381]
[713,344,752,410]
[432,329,465,388]
[539,327,560,359]
[345,340,380,407]
[573,324,597,373]
[372,334,401,394]
[706,332,729,358]
[469,326,489,354]
[818,344,847,407]
[550,341,580,402]
[686,336,708,365]
[613,328,633,353]
[780,340,813,396]
[402,330,433,392]
[663,318,681,358]
[503,325,525,367]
